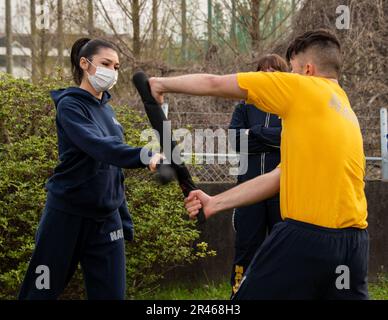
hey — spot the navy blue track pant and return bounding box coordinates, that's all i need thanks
[18,206,126,300]
[231,194,282,294]
[232,219,369,300]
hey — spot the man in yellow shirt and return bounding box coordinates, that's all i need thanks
[148,29,369,300]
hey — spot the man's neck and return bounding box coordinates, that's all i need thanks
[314,73,339,84]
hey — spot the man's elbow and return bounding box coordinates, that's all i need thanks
[206,75,222,93]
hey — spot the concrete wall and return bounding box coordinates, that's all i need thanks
[164,181,388,284]
[365,181,388,279]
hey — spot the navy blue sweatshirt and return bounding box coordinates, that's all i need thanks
[46,87,151,218]
[229,102,281,183]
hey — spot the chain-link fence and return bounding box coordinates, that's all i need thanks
[163,108,388,183]
[188,156,383,183]
[189,162,238,184]
[365,158,382,181]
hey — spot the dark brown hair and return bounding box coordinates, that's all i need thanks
[70,38,118,85]
[256,54,289,72]
[286,29,342,76]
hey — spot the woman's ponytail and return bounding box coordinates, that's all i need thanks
[70,38,91,85]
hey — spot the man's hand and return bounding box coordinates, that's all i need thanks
[148,153,165,172]
[184,168,280,219]
[184,190,216,220]
[149,77,164,104]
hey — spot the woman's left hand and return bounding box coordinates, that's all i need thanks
[148,153,165,172]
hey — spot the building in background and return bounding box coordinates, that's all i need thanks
[0,0,136,78]
[0,0,31,77]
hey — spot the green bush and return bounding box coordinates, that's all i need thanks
[0,73,214,300]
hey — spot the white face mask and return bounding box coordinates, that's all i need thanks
[86,59,118,92]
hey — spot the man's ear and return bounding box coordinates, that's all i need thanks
[305,63,316,76]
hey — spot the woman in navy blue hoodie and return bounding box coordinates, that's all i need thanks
[18,38,162,300]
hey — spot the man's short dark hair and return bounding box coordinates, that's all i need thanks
[286,29,342,77]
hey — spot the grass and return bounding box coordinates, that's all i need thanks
[369,275,388,300]
[134,276,388,300]
[134,281,231,300]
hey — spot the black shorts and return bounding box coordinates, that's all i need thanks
[232,218,369,300]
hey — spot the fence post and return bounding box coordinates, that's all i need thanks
[381,108,388,181]
[162,103,169,118]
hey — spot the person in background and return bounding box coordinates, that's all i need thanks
[228,54,289,294]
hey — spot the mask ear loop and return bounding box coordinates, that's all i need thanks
[85,58,97,69]
[84,58,98,79]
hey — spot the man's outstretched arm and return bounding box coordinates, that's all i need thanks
[185,167,280,220]
[149,74,247,104]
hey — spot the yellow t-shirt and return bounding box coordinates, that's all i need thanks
[237,72,367,229]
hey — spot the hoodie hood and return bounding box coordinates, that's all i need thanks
[50,87,112,109]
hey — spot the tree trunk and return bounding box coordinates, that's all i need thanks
[152,0,158,48]
[57,0,64,67]
[207,0,212,49]
[230,0,236,47]
[30,0,37,83]
[132,0,140,58]
[39,0,46,78]
[291,0,296,25]
[5,0,13,75]
[181,0,187,61]
[88,0,94,36]
[271,8,276,39]
[251,0,261,52]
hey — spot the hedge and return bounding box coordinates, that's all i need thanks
[0,73,214,299]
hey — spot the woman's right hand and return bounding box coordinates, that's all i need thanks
[148,153,165,172]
